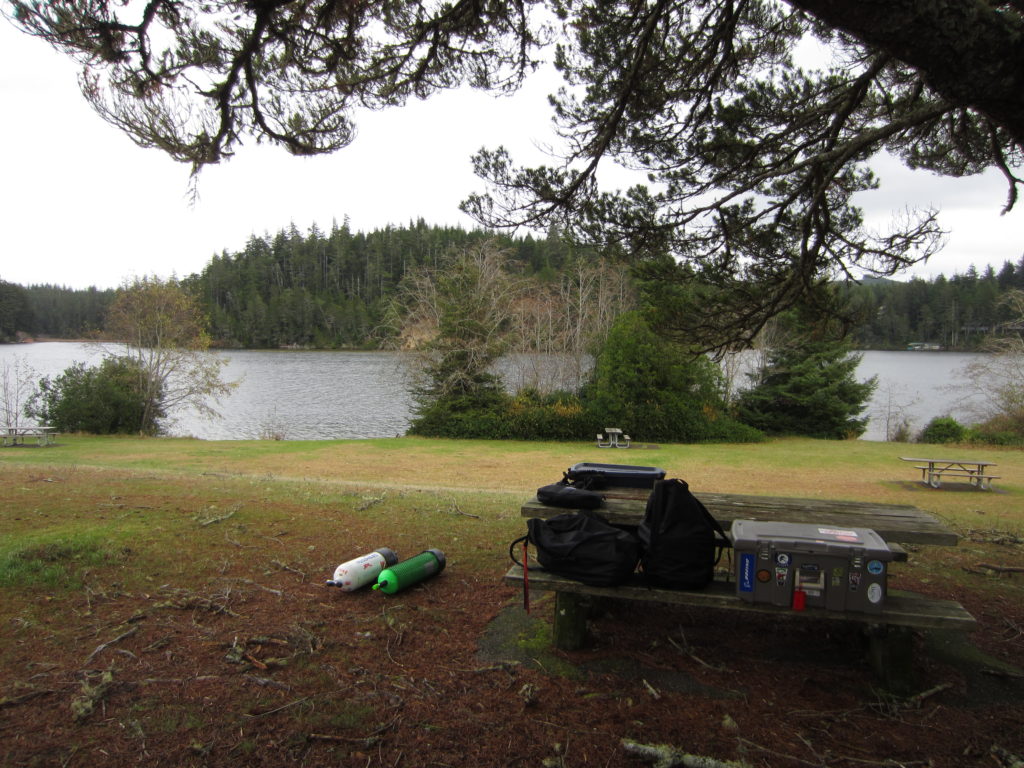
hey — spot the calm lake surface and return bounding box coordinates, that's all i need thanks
[0,342,983,442]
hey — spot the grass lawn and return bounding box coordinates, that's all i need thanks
[3,433,1022,530]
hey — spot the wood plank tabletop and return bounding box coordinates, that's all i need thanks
[521,487,959,546]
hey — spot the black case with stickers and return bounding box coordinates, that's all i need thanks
[731,520,894,614]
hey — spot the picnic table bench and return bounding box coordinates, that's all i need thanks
[3,427,58,447]
[899,456,999,490]
[505,484,974,690]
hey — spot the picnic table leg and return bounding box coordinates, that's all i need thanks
[552,591,589,650]
[865,624,917,695]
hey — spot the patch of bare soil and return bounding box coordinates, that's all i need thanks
[2,550,1023,768]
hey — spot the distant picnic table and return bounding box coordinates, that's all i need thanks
[3,427,58,447]
[596,428,630,448]
[899,456,999,490]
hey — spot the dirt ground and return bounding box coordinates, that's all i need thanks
[2,550,1023,768]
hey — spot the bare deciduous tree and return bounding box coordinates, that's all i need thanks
[0,354,36,431]
[953,289,1024,436]
[105,276,235,434]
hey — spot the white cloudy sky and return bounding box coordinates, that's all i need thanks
[1,18,1021,290]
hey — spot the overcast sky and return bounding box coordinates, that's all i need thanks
[1,18,1021,291]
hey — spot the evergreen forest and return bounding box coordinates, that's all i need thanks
[3,220,1023,351]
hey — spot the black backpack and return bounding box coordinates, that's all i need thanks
[637,478,728,589]
[510,510,641,587]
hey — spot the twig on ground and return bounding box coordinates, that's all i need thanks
[982,668,1024,679]
[356,493,387,511]
[445,497,480,518]
[197,505,239,526]
[243,696,310,718]
[272,559,307,581]
[308,733,382,746]
[905,682,953,707]
[155,587,241,617]
[668,634,729,672]
[0,689,56,709]
[84,625,139,665]
[642,679,661,700]
[239,579,284,596]
[244,675,292,691]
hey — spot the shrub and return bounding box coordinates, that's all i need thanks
[25,356,162,434]
[917,416,967,444]
[966,424,1024,447]
[584,311,761,443]
[409,388,591,440]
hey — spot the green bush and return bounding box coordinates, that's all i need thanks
[585,311,762,443]
[965,425,1024,447]
[25,356,163,435]
[409,388,591,440]
[504,390,590,441]
[736,339,876,440]
[917,416,968,444]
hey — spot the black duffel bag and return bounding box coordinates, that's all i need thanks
[536,481,603,509]
[510,510,641,587]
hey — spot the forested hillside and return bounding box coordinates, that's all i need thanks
[184,220,578,348]
[4,220,1023,351]
[849,262,1024,349]
[1,282,113,342]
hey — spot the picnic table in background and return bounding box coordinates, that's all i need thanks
[899,456,999,490]
[3,427,58,447]
[596,428,630,448]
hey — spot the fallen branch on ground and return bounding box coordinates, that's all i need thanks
[445,497,480,518]
[992,745,1024,768]
[621,739,748,768]
[196,505,239,526]
[239,579,284,596]
[272,559,307,581]
[668,634,729,672]
[905,682,953,707]
[355,493,386,511]
[84,625,139,665]
[0,689,56,709]
[977,563,1024,575]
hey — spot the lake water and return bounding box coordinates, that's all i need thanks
[0,342,984,442]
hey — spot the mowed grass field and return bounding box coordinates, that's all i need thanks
[3,433,1022,522]
[2,433,1021,596]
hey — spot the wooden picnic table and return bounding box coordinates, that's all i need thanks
[899,456,999,490]
[507,483,971,690]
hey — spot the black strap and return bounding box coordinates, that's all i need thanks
[508,534,529,568]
